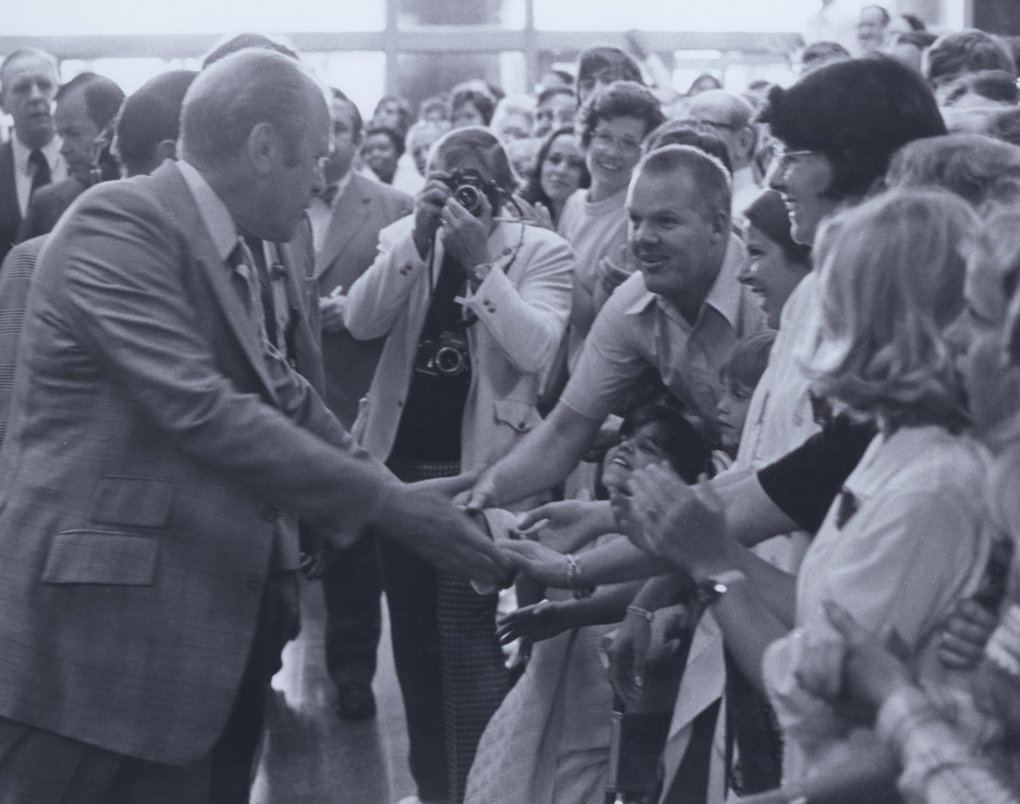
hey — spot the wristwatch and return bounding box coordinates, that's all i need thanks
[694,570,747,606]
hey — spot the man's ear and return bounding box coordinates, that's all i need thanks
[246,122,278,174]
[736,125,757,163]
[710,207,730,241]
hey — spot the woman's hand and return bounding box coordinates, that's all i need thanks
[440,193,493,270]
[498,539,570,587]
[624,467,730,577]
[515,499,613,553]
[514,196,555,230]
[607,606,655,705]
[937,597,999,669]
[824,600,916,716]
[496,600,572,645]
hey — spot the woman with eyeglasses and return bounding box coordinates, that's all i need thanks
[558,81,664,368]
[521,126,590,229]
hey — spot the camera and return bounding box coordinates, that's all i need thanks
[415,330,471,377]
[441,169,501,217]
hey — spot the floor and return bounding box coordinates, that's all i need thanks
[251,578,416,804]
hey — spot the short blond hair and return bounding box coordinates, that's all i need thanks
[807,189,976,428]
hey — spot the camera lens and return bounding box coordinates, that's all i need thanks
[455,185,483,215]
[434,346,466,375]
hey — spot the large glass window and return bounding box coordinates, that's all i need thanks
[7,0,385,35]
[311,52,389,122]
[395,0,526,29]
[394,51,526,113]
[534,0,818,32]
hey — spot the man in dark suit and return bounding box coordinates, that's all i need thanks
[17,72,125,242]
[0,70,198,452]
[0,48,64,262]
[0,49,508,803]
[310,88,415,720]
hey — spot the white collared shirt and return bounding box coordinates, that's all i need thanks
[307,170,353,254]
[11,134,66,216]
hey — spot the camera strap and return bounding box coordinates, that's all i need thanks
[421,251,476,345]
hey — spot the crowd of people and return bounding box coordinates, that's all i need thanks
[1,5,1020,804]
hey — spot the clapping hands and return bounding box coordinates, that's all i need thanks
[614,465,730,577]
[793,601,916,723]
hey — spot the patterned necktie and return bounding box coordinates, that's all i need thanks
[28,150,51,197]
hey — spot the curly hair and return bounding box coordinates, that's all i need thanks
[807,189,975,429]
[579,80,665,150]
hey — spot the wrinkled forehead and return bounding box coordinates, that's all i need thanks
[2,53,58,90]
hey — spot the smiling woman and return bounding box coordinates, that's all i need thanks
[559,81,664,362]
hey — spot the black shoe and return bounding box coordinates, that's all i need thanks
[334,681,377,721]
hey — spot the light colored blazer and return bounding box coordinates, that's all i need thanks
[346,215,573,473]
[0,161,397,765]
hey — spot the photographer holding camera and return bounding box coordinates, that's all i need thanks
[343,126,574,804]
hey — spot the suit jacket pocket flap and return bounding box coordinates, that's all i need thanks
[42,531,159,586]
[91,476,174,528]
[493,399,541,432]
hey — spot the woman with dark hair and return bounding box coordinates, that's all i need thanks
[575,44,643,107]
[521,126,589,227]
[560,80,664,363]
[361,125,405,185]
[736,190,812,331]
[344,126,574,804]
[759,54,946,246]
[450,86,497,128]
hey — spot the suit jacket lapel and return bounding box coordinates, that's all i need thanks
[314,176,372,281]
[150,163,280,405]
[0,143,17,219]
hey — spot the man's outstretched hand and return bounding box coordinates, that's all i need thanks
[373,484,511,585]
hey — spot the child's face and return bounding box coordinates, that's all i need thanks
[601,422,670,493]
[715,380,754,451]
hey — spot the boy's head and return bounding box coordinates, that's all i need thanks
[716,331,777,451]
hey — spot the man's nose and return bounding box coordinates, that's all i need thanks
[736,260,754,284]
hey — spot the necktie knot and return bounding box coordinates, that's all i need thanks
[319,182,340,206]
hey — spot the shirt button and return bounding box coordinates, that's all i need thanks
[262,506,281,522]
[245,575,262,590]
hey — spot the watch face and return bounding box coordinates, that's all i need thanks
[696,579,727,606]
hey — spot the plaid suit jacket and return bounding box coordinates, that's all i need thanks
[0,161,396,764]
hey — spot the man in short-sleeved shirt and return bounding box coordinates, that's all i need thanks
[468,144,764,510]
[561,230,760,424]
